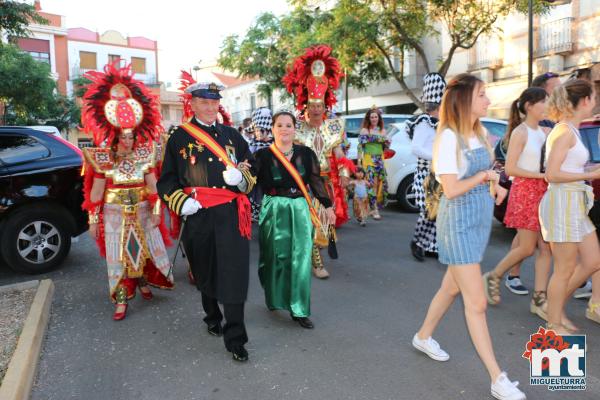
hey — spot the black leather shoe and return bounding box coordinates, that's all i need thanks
[425,250,438,259]
[292,316,314,329]
[207,323,223,337]
[229,345,248,362]
[410,241,425,262]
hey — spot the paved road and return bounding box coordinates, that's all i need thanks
[1,205,598,400]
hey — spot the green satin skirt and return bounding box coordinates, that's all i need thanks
[258,195,313,317]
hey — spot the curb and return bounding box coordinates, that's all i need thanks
[0,280,39,294]
[0,279,54,400]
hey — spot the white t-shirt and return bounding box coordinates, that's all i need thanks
[411,122,436,161]
[433,128,485,180]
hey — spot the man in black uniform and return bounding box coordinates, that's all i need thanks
[157,82,256,362]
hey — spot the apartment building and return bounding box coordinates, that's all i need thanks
[447,0,600,118]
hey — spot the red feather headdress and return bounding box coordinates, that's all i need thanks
[283,44,343,111]
[178,70,233,126]
[81,60,162,147]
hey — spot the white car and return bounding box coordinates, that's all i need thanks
[27,125,62,138]
[385,117,508,212]
[341,114,412,161]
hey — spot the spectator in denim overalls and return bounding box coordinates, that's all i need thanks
[411,74,526,400]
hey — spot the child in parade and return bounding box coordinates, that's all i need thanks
[349,167,370,226]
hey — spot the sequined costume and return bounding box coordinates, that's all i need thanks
[283,44,353,275]
[81,61,173,304]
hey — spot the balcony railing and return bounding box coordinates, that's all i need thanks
[231,109,255,126]
[536,17,574,57]
[70,67,158,85]
[70,67,95,79]
[468,37,504,71]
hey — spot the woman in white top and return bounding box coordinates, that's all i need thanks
[483,87,552,321]
[412,74,525,400]
[539,79,600,334]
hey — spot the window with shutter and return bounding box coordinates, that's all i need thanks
[131,57,146,74]
[79,51,97,69]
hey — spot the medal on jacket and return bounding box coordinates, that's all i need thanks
[225,145,237,164]
[190,155,196,165]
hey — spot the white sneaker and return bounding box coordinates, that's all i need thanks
[491,372,526,400]
[505,276,529,295]
[412,334,449,361]
[573,280,592,299]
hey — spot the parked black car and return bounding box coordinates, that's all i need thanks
[493,119,600,227]
[0,127,87,273]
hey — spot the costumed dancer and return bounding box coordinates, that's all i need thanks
[157,81,256,362]
[358,107,389,220]
[253,110,336,329]
[283,44,354,279]
[81,61,174,321]
[407,72,446,261]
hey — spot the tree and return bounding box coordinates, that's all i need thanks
[221,0,552,110]
[219,11,315,108]
[0,0,47,46]
[294,0,552,110]
[219,8,390,108]
[0,44,70,127]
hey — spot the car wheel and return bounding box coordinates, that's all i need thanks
[396,174,419,213]
[1,207,72,274]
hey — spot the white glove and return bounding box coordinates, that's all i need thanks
[222,166,243,186]
[180,198,201,216]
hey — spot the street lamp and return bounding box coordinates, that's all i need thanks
[528,0,571,86]
[192,59,203,80]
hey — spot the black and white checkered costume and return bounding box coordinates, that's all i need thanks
[407,114,438,253]
[248,107,274,220]
[408,73,446,253]
[421,73,446,104]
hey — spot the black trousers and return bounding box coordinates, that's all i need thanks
[201,293,247,350]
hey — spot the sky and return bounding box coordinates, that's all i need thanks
[38,0,292,83]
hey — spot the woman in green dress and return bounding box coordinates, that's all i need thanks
[358,108,389,220]
[252,110,335,329]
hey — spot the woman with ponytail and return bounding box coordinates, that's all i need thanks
[483,88,552,322]
[539,79,600,334]
[412,74,525,400]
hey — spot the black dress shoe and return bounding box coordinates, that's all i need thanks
[410,241,425,262]
[425,250,438,259]
[292,316,314,329]
[229,345,248,362]
[207,323,223,337]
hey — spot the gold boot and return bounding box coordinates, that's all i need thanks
[586,300,600,324]
[312,246,329,279]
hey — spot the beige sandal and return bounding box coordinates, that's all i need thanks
[546,322,575,336]
[586,300,600,324]
[483,272,501,305]
[530,291,547,321]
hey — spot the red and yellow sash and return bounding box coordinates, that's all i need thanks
[269,144,321,229]
[180,123,236,168]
